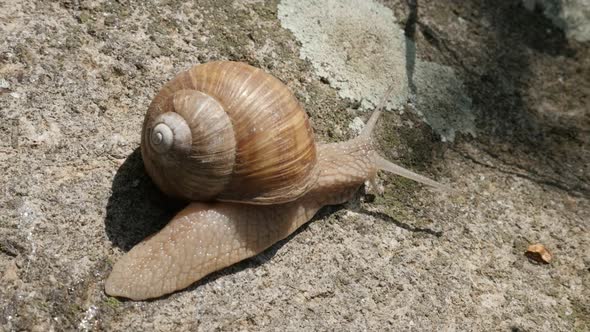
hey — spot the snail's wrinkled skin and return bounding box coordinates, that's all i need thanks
[105,111,447,300]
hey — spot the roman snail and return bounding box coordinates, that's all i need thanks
[105,61,449,300]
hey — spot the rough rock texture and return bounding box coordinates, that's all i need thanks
[523,0,590,42]
[278,0,476,142]
[278,0,410,111]
[1,0,589,331]
[412,60,475,142]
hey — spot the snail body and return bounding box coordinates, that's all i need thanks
[106,62,447,300]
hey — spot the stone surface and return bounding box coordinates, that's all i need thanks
[0,0,589,331]
[523,0,590,42]
[278,0,410,110]
[278,0,476,142]
[413,60,475,142]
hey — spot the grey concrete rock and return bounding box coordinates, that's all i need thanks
[278,0,410,110]
[523,0,590,42]
[0,0,588,331]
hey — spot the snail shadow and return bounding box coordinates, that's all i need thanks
[104,148,186,251]
[359,207,443,238]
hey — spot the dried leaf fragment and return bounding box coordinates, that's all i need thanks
[525,244,552,264]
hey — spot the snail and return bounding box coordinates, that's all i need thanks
[105,61,448,300]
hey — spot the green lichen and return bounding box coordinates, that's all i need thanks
[104,296,121,309]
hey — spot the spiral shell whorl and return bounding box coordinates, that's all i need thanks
[149,112,191,155]
[143,89,237,201]
[142,61,318,204]
[151,123,171,151]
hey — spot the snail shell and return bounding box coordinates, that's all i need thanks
[141,61,318,204]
